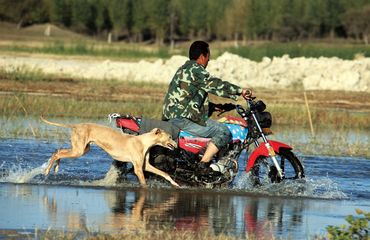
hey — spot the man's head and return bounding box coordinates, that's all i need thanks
[189,41,210,68]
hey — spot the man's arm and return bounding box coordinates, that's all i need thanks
[192,68,242,100]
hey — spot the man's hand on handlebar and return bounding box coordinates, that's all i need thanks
[242,88,253,100]
[216,103,237,116]
[220,103,236,112]
[209,102,237,116]
[213,103,236,112]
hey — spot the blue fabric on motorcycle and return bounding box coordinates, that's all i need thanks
[225,124,248,141]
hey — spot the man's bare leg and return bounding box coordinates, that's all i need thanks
[197,142,219,174]
[200,142,219,163]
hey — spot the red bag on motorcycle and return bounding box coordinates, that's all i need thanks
[115,115,141,133]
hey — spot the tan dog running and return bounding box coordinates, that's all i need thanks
[40,116,179,187]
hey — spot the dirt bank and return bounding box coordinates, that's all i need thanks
[1,53,369,92]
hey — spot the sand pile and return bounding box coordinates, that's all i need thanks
[1,53,369,92]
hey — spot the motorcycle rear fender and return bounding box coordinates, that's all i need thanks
[245,140,293,172]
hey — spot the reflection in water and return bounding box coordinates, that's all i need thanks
[102,189,179,231]
[42,191,89,233]
[0,183,324,238]
[198,193,304,238]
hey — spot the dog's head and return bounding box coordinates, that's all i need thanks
[150,128,177,150]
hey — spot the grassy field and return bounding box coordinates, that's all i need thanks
[1,71,369,127]
[2,39,369,61]
[1,65,369,126]
[0,22,369,61]
[2,68,369,157]
[0,228,270,240]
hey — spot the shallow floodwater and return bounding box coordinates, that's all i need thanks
[0,138,369,239]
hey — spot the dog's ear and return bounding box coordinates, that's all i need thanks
[151,128,161,135]
[155,128,162,135]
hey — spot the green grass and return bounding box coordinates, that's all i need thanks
[0,94,163,119]
[1,96,369,157]
[0,41,174,60]
[1,66,369,157]
[1,94,369,130]
[268,103,370,130]
[1,40,369,61]
[2,227,266,240]
[226,42,370,61]
[278,129,370,157]
[1,66,369,131]
[0,65,46,82]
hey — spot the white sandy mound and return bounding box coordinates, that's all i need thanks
[0,52,369,92]
[208,52,370,92]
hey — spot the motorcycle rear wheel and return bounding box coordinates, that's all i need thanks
[251,148,304,186]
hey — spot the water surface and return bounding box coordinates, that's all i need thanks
[0,138,369,239]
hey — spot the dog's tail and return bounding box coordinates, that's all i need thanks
[40,115,73,129]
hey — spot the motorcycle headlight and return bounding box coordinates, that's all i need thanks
[256,111,272,128]
[254,100,266,112]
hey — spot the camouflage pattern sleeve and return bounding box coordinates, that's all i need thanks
[192,66,243,100]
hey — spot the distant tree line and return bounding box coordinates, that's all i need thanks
[0,0,369,45]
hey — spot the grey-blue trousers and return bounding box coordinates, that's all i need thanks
[168,118,231,150]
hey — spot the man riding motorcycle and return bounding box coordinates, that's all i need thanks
[162,40,252,174]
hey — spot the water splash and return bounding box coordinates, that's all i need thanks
[298,177,348,199]
[232,172,255,190]
[87,165,120,186]
[0,160,49,183]
[232,172,347,199]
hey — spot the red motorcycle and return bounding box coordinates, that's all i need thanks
[109,97,304,188]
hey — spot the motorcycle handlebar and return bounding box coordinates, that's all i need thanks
[216,103,237,116]
[235,105,246,115]
[217,94,260,117]
[217,103,248,117]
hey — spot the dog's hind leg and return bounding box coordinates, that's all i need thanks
[45,149,69,175]
[53,144,91,174]
[45,132,90,176]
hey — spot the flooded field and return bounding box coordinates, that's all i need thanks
[0,136,369,239]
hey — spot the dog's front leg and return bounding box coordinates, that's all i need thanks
[144,154,180,188]
[132,158,147,187]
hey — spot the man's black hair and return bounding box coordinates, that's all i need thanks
[189,41,209,60]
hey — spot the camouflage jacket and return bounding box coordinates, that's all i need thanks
[162,60,242,126]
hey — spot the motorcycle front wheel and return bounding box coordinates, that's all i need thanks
[250,148,304,186]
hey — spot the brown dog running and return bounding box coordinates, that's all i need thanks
[40,116,179,187]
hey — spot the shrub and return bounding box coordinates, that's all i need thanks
[326,209,369,240]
